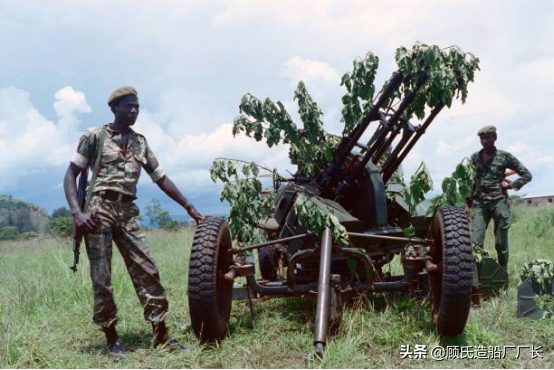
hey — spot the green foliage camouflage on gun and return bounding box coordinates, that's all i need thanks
[211,42,480,244]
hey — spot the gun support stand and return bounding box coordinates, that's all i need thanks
[246,282,256,328]
[312,227,333,359]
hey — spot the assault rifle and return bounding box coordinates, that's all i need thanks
[70,168,88,273]
[69,127,106,272]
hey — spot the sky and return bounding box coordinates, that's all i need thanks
[1,0,553,217]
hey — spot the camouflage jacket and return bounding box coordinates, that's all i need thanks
[70,125,165,198]
[470,147,532,204]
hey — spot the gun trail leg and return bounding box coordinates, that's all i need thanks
[313,227,332,357]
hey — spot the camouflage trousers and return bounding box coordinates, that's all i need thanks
[85,196,168,328]
[471,197,511,267]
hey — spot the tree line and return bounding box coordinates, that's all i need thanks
[0,197,188,241]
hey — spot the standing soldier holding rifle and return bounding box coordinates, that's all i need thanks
[69,167,88,272]
[466,125,532,275]
[63,87,204,360]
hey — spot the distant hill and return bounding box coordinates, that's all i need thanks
[0,195,49,233]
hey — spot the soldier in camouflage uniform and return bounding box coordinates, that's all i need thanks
[466,125,532,272]
[63,87,204,360]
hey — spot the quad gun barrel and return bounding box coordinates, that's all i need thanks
[315,70,443,199]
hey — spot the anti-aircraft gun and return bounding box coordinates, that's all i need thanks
[187,47,477,357]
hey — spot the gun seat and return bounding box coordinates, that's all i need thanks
[257,217,280,232]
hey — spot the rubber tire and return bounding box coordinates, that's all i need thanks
[188,217,233,342]
[430,206,474,336]
[258,245,279,281]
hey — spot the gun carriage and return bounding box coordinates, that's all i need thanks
[187,60,474,356]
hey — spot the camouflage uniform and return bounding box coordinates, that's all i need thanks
[469,148,532,267]
[71,125,168,328]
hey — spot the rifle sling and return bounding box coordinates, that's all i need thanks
[84,127,107,212]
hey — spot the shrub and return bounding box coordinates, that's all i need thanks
[165,220,180,232]
[49,217,74,238]
[0,226,19,240]
[520,259,554,293]
[20,231,39,239]
[526,208,554,238]
[51,207,71,218]
[145,199,172,228]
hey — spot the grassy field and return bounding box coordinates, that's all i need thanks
[1,205,553,368]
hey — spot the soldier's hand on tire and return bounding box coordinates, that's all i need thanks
[74,211,98,233]
[192,214,206,223]
[185,206,206,223]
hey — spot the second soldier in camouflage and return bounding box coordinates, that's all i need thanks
[467,125,532,272]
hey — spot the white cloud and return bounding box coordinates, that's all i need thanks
[0,85,295,202]
[54,86,91,126]
[134,116,295,197]
[278,57,345,134]
[435,137,474,157]
[506,142,529,156]
[210,0,434,48]
[280,57,340,87]
[0,86,91,189]
[2,0,554,207]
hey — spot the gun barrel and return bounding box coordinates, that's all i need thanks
[381,104,444,183]
[368,74,428,164]
[316,72,403,192]
[334,74,428,199]
[343,71,404,155]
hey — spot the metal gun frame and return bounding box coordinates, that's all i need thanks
[187,69,475,358]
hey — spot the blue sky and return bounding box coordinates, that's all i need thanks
[1,0,553,217]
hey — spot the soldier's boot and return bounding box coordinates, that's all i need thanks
[500,263,509,289]
[152,321,190,353]
[103,325,125,362]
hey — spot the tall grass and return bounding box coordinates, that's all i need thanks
[0,207,553,368]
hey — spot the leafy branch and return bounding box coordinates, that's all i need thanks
[404,162,433,215]
[209,159,275,246]
[430,157,474,212]
[521,259,554,293]
[340,52,379,135]
[209,158,350,245]
[220,43,479,245]
[294,194,350,245]
[385,162,433,237]
[395,42,480,119]
[232,82,338,176]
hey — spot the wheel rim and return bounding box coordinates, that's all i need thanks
[215,232,233,320]
[430,212,444,322]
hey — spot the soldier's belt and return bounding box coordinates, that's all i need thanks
[95,190,135,203]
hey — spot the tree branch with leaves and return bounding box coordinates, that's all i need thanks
[211,43,479,245]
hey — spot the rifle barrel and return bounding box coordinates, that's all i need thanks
[70,169,88,273]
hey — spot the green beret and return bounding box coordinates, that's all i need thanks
[477,125,497,136]
[107,86,138,106]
